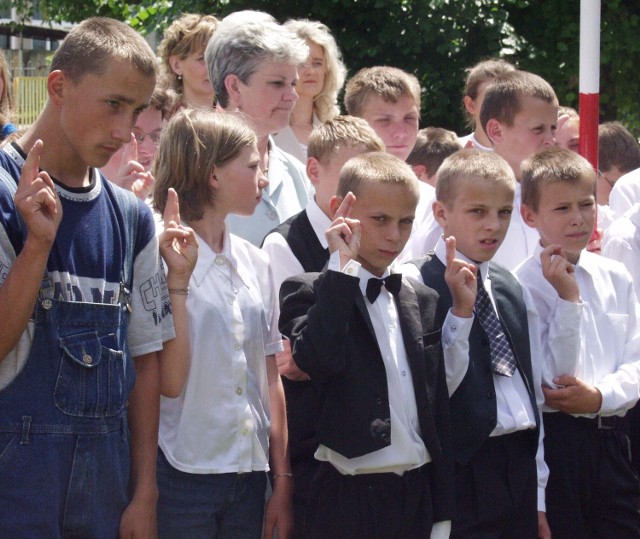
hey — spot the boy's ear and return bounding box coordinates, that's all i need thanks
[432,199,447,228]
[306,157,320,187]
[485,119,504,145]
[48,70,66,104]
[329,195,344,219]
[223,74,242,109]
[521,203,537,228]
[411,164,426,180]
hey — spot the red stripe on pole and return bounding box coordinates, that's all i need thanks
[579,92,599,170]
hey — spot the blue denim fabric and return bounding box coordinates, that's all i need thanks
[157,448,267,539]
[0,297,134,538]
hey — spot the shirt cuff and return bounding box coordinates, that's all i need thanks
[328,249,361,276]
[553,297,583,332]
[430,520,451,539]
[537,486,546,512]
[442,309,473,348]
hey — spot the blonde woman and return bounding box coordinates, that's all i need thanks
[274,19,346,162]
[157,13,219,114]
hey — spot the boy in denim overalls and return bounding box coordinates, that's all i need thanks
[0,18,175,537]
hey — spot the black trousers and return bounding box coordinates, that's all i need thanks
[544,412,640,539]
[451,429,538,539]
[305,461,434,539]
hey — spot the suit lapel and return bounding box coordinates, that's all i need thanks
[355,293,377,341]
[395,279,427,387]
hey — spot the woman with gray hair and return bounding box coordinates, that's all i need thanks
[206,11,313,246]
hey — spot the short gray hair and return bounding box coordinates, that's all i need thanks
[205,11,309,108]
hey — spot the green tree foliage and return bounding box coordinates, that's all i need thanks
[4,0,638,133]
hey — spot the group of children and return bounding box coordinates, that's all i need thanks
[0,11,639,539]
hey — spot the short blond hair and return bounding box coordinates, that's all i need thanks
[153,108,256,221]
[337,151,419,201]
[344,66,421,117]
[436,149,515,207]
[307,115,384,164]
[521,147,596,212]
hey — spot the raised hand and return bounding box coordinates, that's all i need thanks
[159,188,198,287]
[443,236,476,318]
[14,139,62,246]
[131,171,155,201]
[325,192,361,268]
[114,134,148,195]
[540,244,580,303]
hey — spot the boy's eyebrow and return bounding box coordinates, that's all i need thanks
[106,93,147,107]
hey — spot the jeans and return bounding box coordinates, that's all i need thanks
[157,448,267,539]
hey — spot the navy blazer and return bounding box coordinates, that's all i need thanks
[413,254,540,464]
[279,269,454,522]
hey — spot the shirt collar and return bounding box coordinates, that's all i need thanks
[306,198,332,249]
[531,240,594,278]
[191,225,247,289]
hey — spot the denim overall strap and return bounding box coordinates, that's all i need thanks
[0,181,139,538]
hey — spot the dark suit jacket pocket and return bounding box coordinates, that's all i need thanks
[423,329,442,347]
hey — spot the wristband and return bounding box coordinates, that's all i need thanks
[272,472,293,480]
[168,287,189,295]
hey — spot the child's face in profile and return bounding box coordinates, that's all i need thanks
[213,141,268,217]
[61,58,156,169]
[350,181,418,276]
[359,95,419,161]
[312,144,369,216]
[522,176,596,264]
[493,96,558,180]
[433,177,514,263]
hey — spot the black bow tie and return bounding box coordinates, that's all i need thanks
[366,274,402,303]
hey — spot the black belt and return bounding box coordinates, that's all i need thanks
[572,415,620,430]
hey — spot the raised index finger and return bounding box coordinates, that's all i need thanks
[122,133,138,164]
[163,187,181,227]
[333,191,356,220]
[445,235,457,267]
[20,139,44,187]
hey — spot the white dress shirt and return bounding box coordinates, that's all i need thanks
[609,167,640,218]
[261,197,331,303]
[226,136,314,246]
[602,204,640,302]
[402,237,573,510]
[457,132,493,152]
[516,243,640,417]
[158,227,283,474]
[493,183,539,270]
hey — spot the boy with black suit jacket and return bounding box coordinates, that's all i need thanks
[279,152,467,538]
[403,149,581,539]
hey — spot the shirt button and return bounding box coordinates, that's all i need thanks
[82,354,93,365]
[401,370,407,377]
[233,343,241,350]
[236,387,243,395]
[389,324,395,330]
[375,397,383,405]
[346,267,354,274]
[215,255,225,266]
[41,299,52,310]
[267,210,277,220]
[450,324,457,331]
